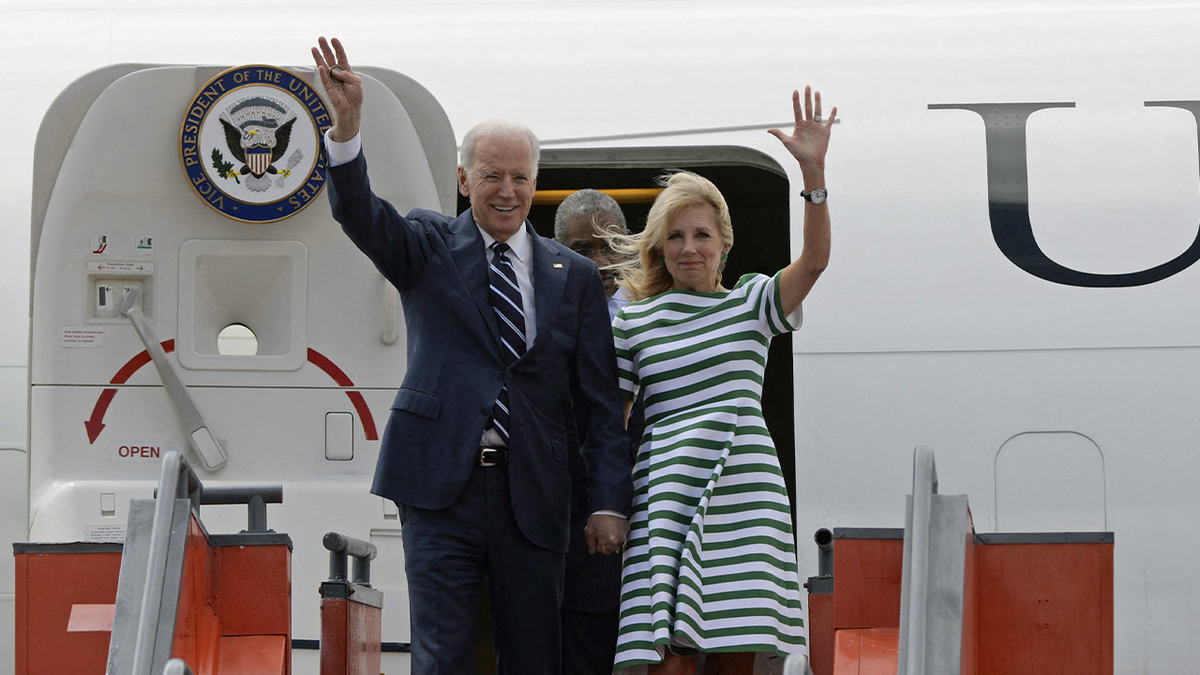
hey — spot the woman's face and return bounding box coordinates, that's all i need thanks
[662,203,730,293]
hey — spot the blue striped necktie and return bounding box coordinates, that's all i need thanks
[488,242,526,443]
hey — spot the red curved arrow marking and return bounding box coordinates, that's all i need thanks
[86,341,378,443]
[307,349,379,441]
[111,339,174,384]
[86,389,117,444]
[86,340,176,443]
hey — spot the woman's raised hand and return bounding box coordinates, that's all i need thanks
[312,36,364,142]
[768,86,836,170]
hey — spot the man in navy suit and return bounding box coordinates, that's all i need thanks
[312,38,633,675]
[554,190,644,675]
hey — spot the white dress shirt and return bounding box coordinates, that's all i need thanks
[608,286,631,323]
[476,224,535,448]
[324,130,363,167]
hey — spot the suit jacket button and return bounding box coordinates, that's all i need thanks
[480,406,490,416]
[504,370,512,379]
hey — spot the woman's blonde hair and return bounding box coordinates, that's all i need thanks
[605,171,734,301]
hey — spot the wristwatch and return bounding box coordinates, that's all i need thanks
[801,188,827,205]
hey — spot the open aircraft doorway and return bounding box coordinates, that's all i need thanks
[459,145,797,673]
[465,146,799,521]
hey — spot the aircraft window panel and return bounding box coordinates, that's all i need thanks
[100,492,116,517]
[994,430,1107,532]
[324,412,354,461]
[177,239,308,371]
[217,324,259,357]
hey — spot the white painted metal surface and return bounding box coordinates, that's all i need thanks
[3,2,1200,674]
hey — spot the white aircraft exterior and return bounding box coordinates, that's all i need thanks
[3,1,1200,673]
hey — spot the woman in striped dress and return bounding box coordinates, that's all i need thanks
[608,86,835,675]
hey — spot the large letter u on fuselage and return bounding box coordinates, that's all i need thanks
[932,101,1200,288]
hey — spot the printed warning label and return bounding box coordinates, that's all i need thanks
[84,525,126,544]
[63,327,105,348]
[111,441,171,463]
[86,261,154,274]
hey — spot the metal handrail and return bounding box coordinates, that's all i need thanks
[120,289,227,470]
[324,532,378,587]
[130,451,202,675]
[814,528,834,578]
[899,445,938,675]
[154,484,283,532]
[162,658,196,675]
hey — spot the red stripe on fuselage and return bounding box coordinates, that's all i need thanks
[307,348,379,441]
[110,339,174,384]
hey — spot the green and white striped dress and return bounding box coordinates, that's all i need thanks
[611,272,807,671]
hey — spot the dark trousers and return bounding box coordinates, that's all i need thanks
[400,464,565,675]
[561,607,620,675]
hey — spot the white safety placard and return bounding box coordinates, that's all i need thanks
[87,261,154,274]
[111,441,173,463]
[85,525,126,543]
[63,327,105,348]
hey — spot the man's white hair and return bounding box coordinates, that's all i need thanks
[459,120,541,178]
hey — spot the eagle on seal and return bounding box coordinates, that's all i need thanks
[218,96,301,192]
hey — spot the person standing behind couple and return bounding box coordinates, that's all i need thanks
[554,189,646,675]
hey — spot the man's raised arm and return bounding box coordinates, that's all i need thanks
[312,37,362,142]
[313,36,426,291]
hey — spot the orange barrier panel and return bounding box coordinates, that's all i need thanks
[319,583,382,675]
[217,544,292,639]
[15,510,292,675]
[14,543,123,675]
[961,531,977,675]
[170,513,292,675]
[831,531,904,630]
[832,628,898,675]
[217,635,288,675]
[975,537,1113,675]
[809,528,1112,675]
[806,582,834,675]
[171,514,221,673]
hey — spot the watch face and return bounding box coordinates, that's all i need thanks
[810,188,827,204]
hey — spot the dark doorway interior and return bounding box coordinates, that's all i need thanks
[460,151,797,523]
[461,148,796,675]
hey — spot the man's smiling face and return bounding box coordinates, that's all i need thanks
[458,134,537,242]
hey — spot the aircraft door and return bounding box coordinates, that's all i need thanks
[28,63,456,669]
[994,430,1107,532]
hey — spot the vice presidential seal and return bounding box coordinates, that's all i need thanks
[180,65,333,223]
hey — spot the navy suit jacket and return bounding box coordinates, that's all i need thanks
[327,152,634,553]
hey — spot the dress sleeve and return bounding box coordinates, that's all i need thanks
[754,271,804,337]
[612,310,639,401]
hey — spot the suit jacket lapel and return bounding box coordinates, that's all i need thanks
[529,228,569,354]
[448,209,501,353]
